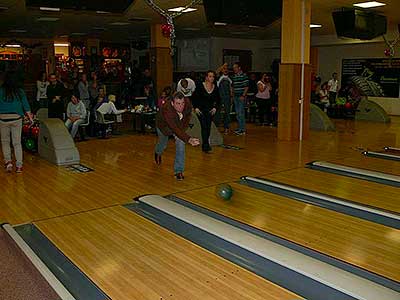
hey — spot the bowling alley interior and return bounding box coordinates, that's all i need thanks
[0,1,400,300]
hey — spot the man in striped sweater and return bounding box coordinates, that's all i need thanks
[231,62,249,135]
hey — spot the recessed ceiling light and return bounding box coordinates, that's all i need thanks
[168,7,197,13]
[0,6,8,11]
[353,1,386,8]
[310,24,322,28]
[5,44,21,48]
[36,17,60,21]
[96,10,110,14]
[92,27,106,31]
[109,22,130,25]
[231,31,247,35]
[70,32,86,36]
[9,29,27,33]
[54,43,69,47]
[59,35,68,38]
[214,22,227,26]
[39,7,60,12]
[249,25,262,29]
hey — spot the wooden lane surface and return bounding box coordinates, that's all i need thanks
[1,118,400,225]
[0,124,353,225]
[35,206,301,300]
[174,183,400,282]
[329,155,400,176]
[263,168,400,214]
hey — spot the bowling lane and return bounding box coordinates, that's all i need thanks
[329,154,400,176]
[174,183,400,283]
[35,206,301,300]
[263,168,400,214]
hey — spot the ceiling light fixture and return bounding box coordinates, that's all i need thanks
[214,22,227,26]
[5,44,21,48]
[0,6,8,10]
[168,7,197,13]
[39,7,60,12]
[183,27,200,31]
[109,22,130,25]
[36,17,60,21]
[9,29,27,33]
[54,43,69,47]
[353,1,386,8]
[96,10,110,14]
[310,24,322,28]
[70,32,86,36]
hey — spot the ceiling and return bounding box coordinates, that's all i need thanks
[0,0,399,43]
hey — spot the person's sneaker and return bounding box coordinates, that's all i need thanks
[223,128,230,135]
[175,172,184,180]
[235,130,246,136]
[154,153,162,165]
[15,166,23,173]
[234,128,241,134]
[5,161,13,172]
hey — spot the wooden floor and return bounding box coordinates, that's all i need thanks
[1,117,400,297]
[263,168,400,213]
[174,182,400,282]
[35,206,301,300]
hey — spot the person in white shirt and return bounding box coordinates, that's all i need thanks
[328,72,339,105]
[176,78,196,97]
[96,94,127,115]
[36,72,49,108]
[65,94,87,138]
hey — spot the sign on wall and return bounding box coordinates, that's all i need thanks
[342,58,400,98]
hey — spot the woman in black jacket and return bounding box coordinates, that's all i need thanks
[192,71,220,153]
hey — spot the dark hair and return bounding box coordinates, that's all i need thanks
[206,70,216,77]
[2,71,23,102]
[173,91,185,101]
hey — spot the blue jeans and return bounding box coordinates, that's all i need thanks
[155,128,185,173]
[234,95,246,131]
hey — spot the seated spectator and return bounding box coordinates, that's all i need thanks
[93,86,108,111]
[97,94,127,116]
[317,82,330,112]
[65,94,87,138]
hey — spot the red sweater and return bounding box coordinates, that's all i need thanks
[156,98,192,143]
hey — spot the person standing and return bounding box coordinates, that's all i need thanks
[154,92,200,180]
[328,72,339,105]
[217,64,232,134]
[231,62,249,135]
[78,73,90,109]
[176,78,196,98]
[47,73,65,119]
[255,73,273,125]
[65,94,87,139]
[192,71,220,153]
[0,71,33,173]
[36,72,49,109]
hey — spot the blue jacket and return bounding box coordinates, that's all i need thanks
[0,88,31,116]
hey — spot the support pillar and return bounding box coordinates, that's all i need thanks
[150,24,173,97]
[278,0,311,141]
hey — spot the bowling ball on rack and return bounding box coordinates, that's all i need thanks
[215,184,233,201]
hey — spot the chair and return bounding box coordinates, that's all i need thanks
[77,111,90,141]
[95,111,115,138]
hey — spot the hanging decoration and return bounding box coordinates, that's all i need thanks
[382,25,400,64]
[144,0,201,55]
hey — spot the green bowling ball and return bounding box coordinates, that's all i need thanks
[215,184,233,200]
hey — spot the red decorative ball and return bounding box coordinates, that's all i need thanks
[344,102,353,109]
[384,48,392,57]
[161,24,172,37]
[31,126,40,138]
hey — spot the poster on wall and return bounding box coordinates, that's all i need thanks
[342,58,400,98]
